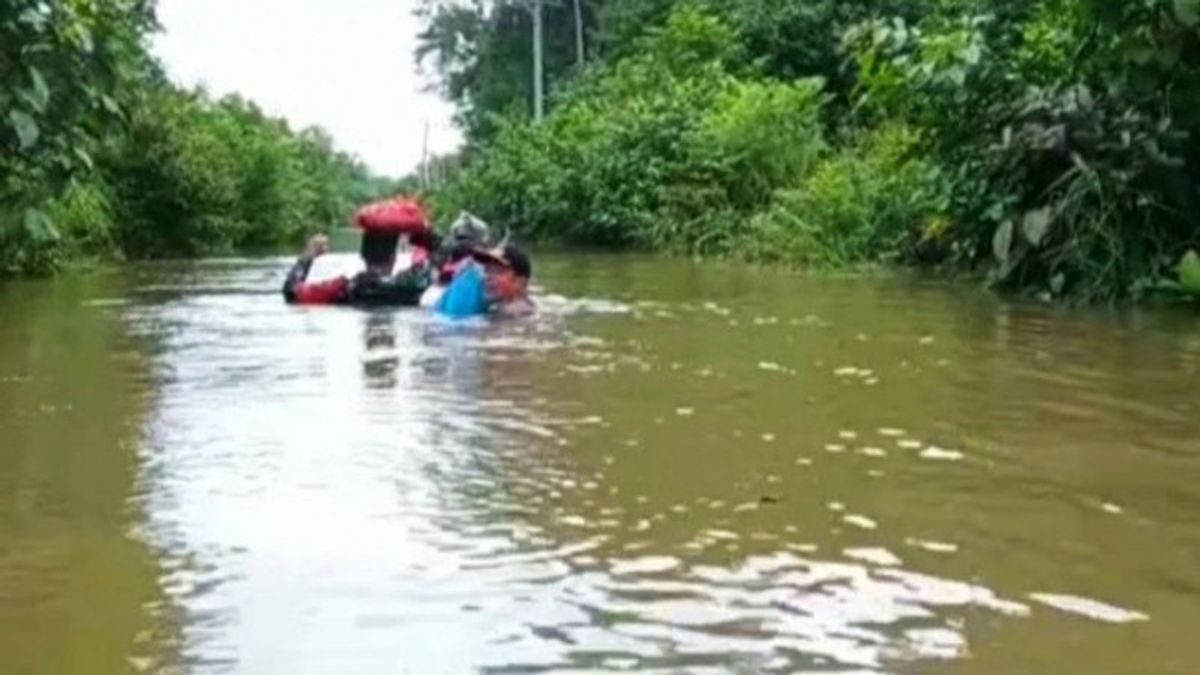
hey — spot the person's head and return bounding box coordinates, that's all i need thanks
[354,196,429,274]
[478,244,532,302]
[359,232,400,276]
[450,212,489,247]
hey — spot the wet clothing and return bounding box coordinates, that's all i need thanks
[282,256,431,307]
[432,240,479,284]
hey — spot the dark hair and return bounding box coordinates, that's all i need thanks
[409,229,441,251]
[502,244,532,279]
[360,232,400,265]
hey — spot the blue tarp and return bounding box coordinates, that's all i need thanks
[435,262,489,318]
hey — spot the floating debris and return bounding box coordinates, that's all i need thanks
[733,502,760,513]
[838,430,859,440]
[676,407,695,417]
[825,444,847,453]
[897,439,924,449]
[878,428,907,437]
[796,457,814,466]
[919,336,936,345]
[827,502,846,512]
[1101,502,1124,514]
[859,447,888,458]
[761,433,776,443]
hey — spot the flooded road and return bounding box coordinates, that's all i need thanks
[2,253,1199,673]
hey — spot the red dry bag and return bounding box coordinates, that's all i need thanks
[354,198,430,236]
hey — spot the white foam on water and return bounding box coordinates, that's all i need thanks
[920,446,965,462]
[844,547,903,567]
[1029,593,1149,624]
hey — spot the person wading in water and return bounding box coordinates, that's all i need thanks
[282,197,434,306]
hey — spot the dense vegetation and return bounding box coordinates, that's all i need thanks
[419,0,1200,301]
[1,0,389,277]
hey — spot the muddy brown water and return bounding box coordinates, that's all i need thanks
[1,254,1198,673]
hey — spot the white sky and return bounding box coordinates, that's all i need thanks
[153,0,463,177]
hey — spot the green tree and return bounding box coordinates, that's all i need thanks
[1,0,157,274]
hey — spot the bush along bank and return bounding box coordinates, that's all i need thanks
[420,1,1200,303]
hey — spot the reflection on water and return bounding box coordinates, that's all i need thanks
[2,254,1200,673]
[0,274,172,675]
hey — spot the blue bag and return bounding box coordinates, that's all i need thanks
[435,262,489,318]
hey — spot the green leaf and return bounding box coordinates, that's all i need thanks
[28,67,50,111]
[1022,207,1052,247]
[8,109,40,150]
[1175,0,1200,27]
[992,219,1014,264]
[73,146,94,171]
[18,8,45,28]
[1050,272,1066,296]
[73,24,95,54]
[1179,250,1200,294]
[22,209,59,242]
